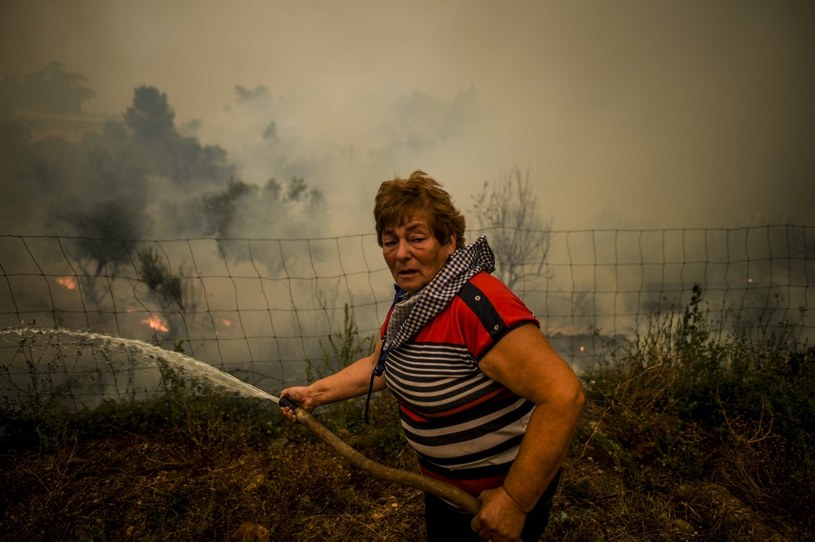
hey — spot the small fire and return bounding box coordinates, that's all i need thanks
[141,315,170,333]
[220,318,233,328]
[579,345,586,353]
[56,276,77,290]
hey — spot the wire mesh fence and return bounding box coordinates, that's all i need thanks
[1,225,812,406]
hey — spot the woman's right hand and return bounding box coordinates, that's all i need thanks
[278,386,314,423]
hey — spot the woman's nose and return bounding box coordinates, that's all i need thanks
[395,239,411,260]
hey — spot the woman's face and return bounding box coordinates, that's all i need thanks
[381,214,456,294]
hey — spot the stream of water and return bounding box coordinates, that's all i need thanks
[0,327,282,412]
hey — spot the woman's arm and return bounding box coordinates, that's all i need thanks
[472,324,585,540]
[280,338,387,419]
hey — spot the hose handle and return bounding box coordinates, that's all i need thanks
[278,395,300,411]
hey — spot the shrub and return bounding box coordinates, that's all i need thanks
[582,284,814,535]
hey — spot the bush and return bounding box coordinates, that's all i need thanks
[581,284,814,536]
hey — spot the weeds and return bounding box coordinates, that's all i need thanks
[2,289,813,540]
[580,284,814,539]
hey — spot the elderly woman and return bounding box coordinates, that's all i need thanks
[281,171,584,542]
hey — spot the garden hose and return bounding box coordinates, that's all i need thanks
[278,396,480,515]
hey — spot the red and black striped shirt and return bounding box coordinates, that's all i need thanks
[382,271,539,498]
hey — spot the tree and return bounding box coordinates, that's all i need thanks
[68,198,149,274]
[136,247,198,342]
[124,86,175,140]
[0,61,96,117]
[201,178,258,237]
[61,199,149,319]
[201,176,325,239]
[470,167,552,290]
[122,85,233,185]
[137,247,190,311]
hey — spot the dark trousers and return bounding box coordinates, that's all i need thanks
[424,470,561,542]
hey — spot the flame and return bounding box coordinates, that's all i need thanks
[56,276,77,290]
[141,315,170,333]
[220,318,233,328]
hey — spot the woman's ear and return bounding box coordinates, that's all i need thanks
[447,233,457,255]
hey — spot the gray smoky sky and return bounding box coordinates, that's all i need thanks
[1,0,814,238]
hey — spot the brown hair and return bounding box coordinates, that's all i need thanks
[374,170,465,249]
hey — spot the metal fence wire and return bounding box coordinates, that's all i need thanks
[1,225,813,400]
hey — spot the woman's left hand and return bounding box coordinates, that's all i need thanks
[470,486,526,541]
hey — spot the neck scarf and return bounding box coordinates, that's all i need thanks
[364,235,496,421]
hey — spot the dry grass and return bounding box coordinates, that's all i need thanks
[1,389,809,541]
[2,287,813,540]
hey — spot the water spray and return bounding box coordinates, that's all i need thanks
[0,327,479,515]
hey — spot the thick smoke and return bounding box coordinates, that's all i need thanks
[0,62,486,244]
[0,65,329,247]
[1,61,812,381]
